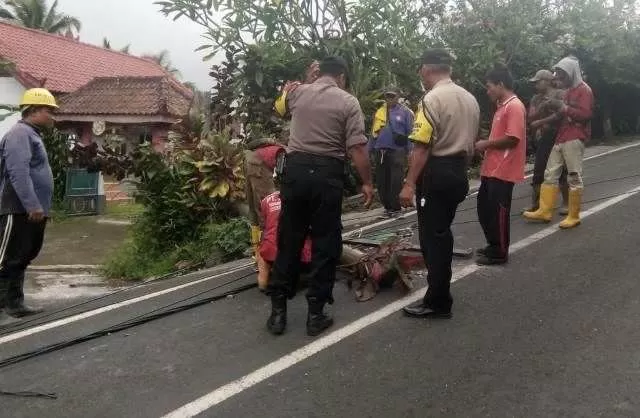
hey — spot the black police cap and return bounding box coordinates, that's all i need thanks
[319,56,349,74]
[420,48,454,66]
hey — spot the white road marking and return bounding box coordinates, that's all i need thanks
[2,142,639,345]
[161,183,640,418]
[0,262,254,345]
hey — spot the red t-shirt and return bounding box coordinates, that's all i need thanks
[480,95,527,184]
[259,191,312,263]
[556,82,594,144]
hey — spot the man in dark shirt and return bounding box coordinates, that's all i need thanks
[524,69,569,214]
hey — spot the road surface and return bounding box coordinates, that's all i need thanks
[2,142,640,418]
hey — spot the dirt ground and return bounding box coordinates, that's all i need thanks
[35,216,129,266]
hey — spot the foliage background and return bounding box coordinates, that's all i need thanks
[157,0,640,139]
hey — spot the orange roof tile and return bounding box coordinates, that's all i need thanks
[0,21,183,94]
[56,76,193,118]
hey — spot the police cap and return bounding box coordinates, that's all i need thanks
[319,56,349,76]
[419,48,454,69]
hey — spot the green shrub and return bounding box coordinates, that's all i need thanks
[41,128,70,206]
[102,218,250,281]
[102,237,176,281]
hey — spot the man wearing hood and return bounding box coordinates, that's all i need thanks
[524,56,594,229]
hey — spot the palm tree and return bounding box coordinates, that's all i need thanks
[142,49,181,78]
[102,37,131,54]
[0,0,81,35]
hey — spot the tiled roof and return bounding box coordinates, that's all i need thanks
[0,21,186,94]
[56,76,193,117]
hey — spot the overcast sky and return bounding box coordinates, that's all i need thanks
[57,0,215,90]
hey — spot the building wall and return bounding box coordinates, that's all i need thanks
[0,77,24,137]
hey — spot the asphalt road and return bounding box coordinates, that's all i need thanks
[2,143,640,417]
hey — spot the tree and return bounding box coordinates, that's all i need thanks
[156,0,640,141]
[155,0,445,136]
[552,0,640,137]
[0,0,81,35]
[141,49,181,78]
[102,37,131,54]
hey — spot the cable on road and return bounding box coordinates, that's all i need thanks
[0,390,58,400]
[342,172,640,228]
[0,273,258,370]
[3,172,640,370]
[9,171,639,336]
[0,262,207,335]
[0,258,255,336]
[357,175,640,236]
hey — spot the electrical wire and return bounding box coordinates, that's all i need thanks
[0,259,253,336]
[351,173,640,235]
[3,172,640,370]
[0,272,257,370]
[0,390,57,400]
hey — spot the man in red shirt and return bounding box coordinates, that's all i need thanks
[475,64,527,265]
[244,138,285,274]
[258,191,312,291]
[524,56,594,229]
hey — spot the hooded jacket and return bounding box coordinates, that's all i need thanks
[553,57,594,143]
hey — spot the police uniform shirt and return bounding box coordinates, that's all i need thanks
[409,79,480,157]
[274,76,368,160]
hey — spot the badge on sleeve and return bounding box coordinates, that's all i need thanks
[409,106,433,145]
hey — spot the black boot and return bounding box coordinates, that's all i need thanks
[5,302,43,318]
[0,311,20,327]
[0,279,20,326]
[5,273,42,318]
[266,294,287,335]
[306,297,333,337]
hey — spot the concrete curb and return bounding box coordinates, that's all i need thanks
[29,265,102,272]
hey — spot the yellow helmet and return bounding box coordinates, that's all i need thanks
[20,88,58,109]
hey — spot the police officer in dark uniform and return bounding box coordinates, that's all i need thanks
[268,56,374,337]
[399,49,480,318]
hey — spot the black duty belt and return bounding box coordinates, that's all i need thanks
[431,152,468,161]
[287,151,345,169]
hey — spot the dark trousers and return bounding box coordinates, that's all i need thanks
[375,149,405,212]
[0,214,46,308]
[416,156,468,313]
[533,129,567,187]
[268,152,344,304]
[477,177,514,259]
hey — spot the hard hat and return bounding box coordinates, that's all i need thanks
[20,88,58,109]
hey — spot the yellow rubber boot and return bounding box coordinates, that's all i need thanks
[559,189,582,229]
[523,184,558,223]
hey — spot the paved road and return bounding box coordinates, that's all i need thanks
[2,142,640,417]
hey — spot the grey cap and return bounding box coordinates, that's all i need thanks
[383,86,401,96]
[530,69,554,82]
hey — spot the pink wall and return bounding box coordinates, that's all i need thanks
[151,126,169,153]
